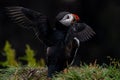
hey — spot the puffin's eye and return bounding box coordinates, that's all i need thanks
[67,16,69,19]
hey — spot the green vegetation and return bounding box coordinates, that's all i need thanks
[19,44,38,67]
[0,67,47,80]
[53,63,120,80]
[0,41,18,67]
[0,41,120,80]
[0,63,120,80]
[0,41,45,67]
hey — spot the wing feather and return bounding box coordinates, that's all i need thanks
[75,23,95,42]
[65,23,95,43]
[5,6,51,45]
[5,6,47,29]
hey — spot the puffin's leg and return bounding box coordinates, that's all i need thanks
[46,46,67,78]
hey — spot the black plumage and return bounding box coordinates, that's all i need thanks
[5,6,95,78]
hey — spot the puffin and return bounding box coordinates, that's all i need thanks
[5,6,95,78]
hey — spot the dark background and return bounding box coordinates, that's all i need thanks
[0,0,120,65]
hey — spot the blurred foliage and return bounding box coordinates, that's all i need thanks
[0,41,18,67]
[0,67,47,80]
[0,41,45,67]
[107,56,120,67]
[1,41,120,80]
[39,58,46,67]
[0,62,120,80]
[0,67,17,80]
[19,44,37,67]
[53,63,120,80]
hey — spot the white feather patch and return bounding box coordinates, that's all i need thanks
[60,14,74,26]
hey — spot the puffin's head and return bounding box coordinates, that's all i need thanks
[56,11,80,27]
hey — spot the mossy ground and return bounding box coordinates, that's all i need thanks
[0,63,120,80]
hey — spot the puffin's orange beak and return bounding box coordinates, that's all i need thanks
[72,14,80,22]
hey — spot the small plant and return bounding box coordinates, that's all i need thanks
[39,58,46,67]
[107,56,120,68]
[19,44,46,67]
[0,41,18,67]
[19,44,37,67]
[0,41,46,67]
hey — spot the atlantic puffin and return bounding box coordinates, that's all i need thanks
[5,6,95,78]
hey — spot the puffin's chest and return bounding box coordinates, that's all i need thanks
[46,29,67,46]
[51,30,65,42]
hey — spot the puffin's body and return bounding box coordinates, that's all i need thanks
[5,7,95,78]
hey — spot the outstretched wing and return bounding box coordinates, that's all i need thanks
[5,6,47,29]
[65,23,95,44]
[73,23,95,42]
[5,6,51,45]
[65,23,95,65]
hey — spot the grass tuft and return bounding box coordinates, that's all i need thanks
[0,63,120,80]
[53,63,120,80]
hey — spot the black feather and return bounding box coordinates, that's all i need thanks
[65,23,95,42]
[5,6,51,46]
[76,23,95,42]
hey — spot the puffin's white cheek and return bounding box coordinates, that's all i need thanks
[60,20,72,26]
